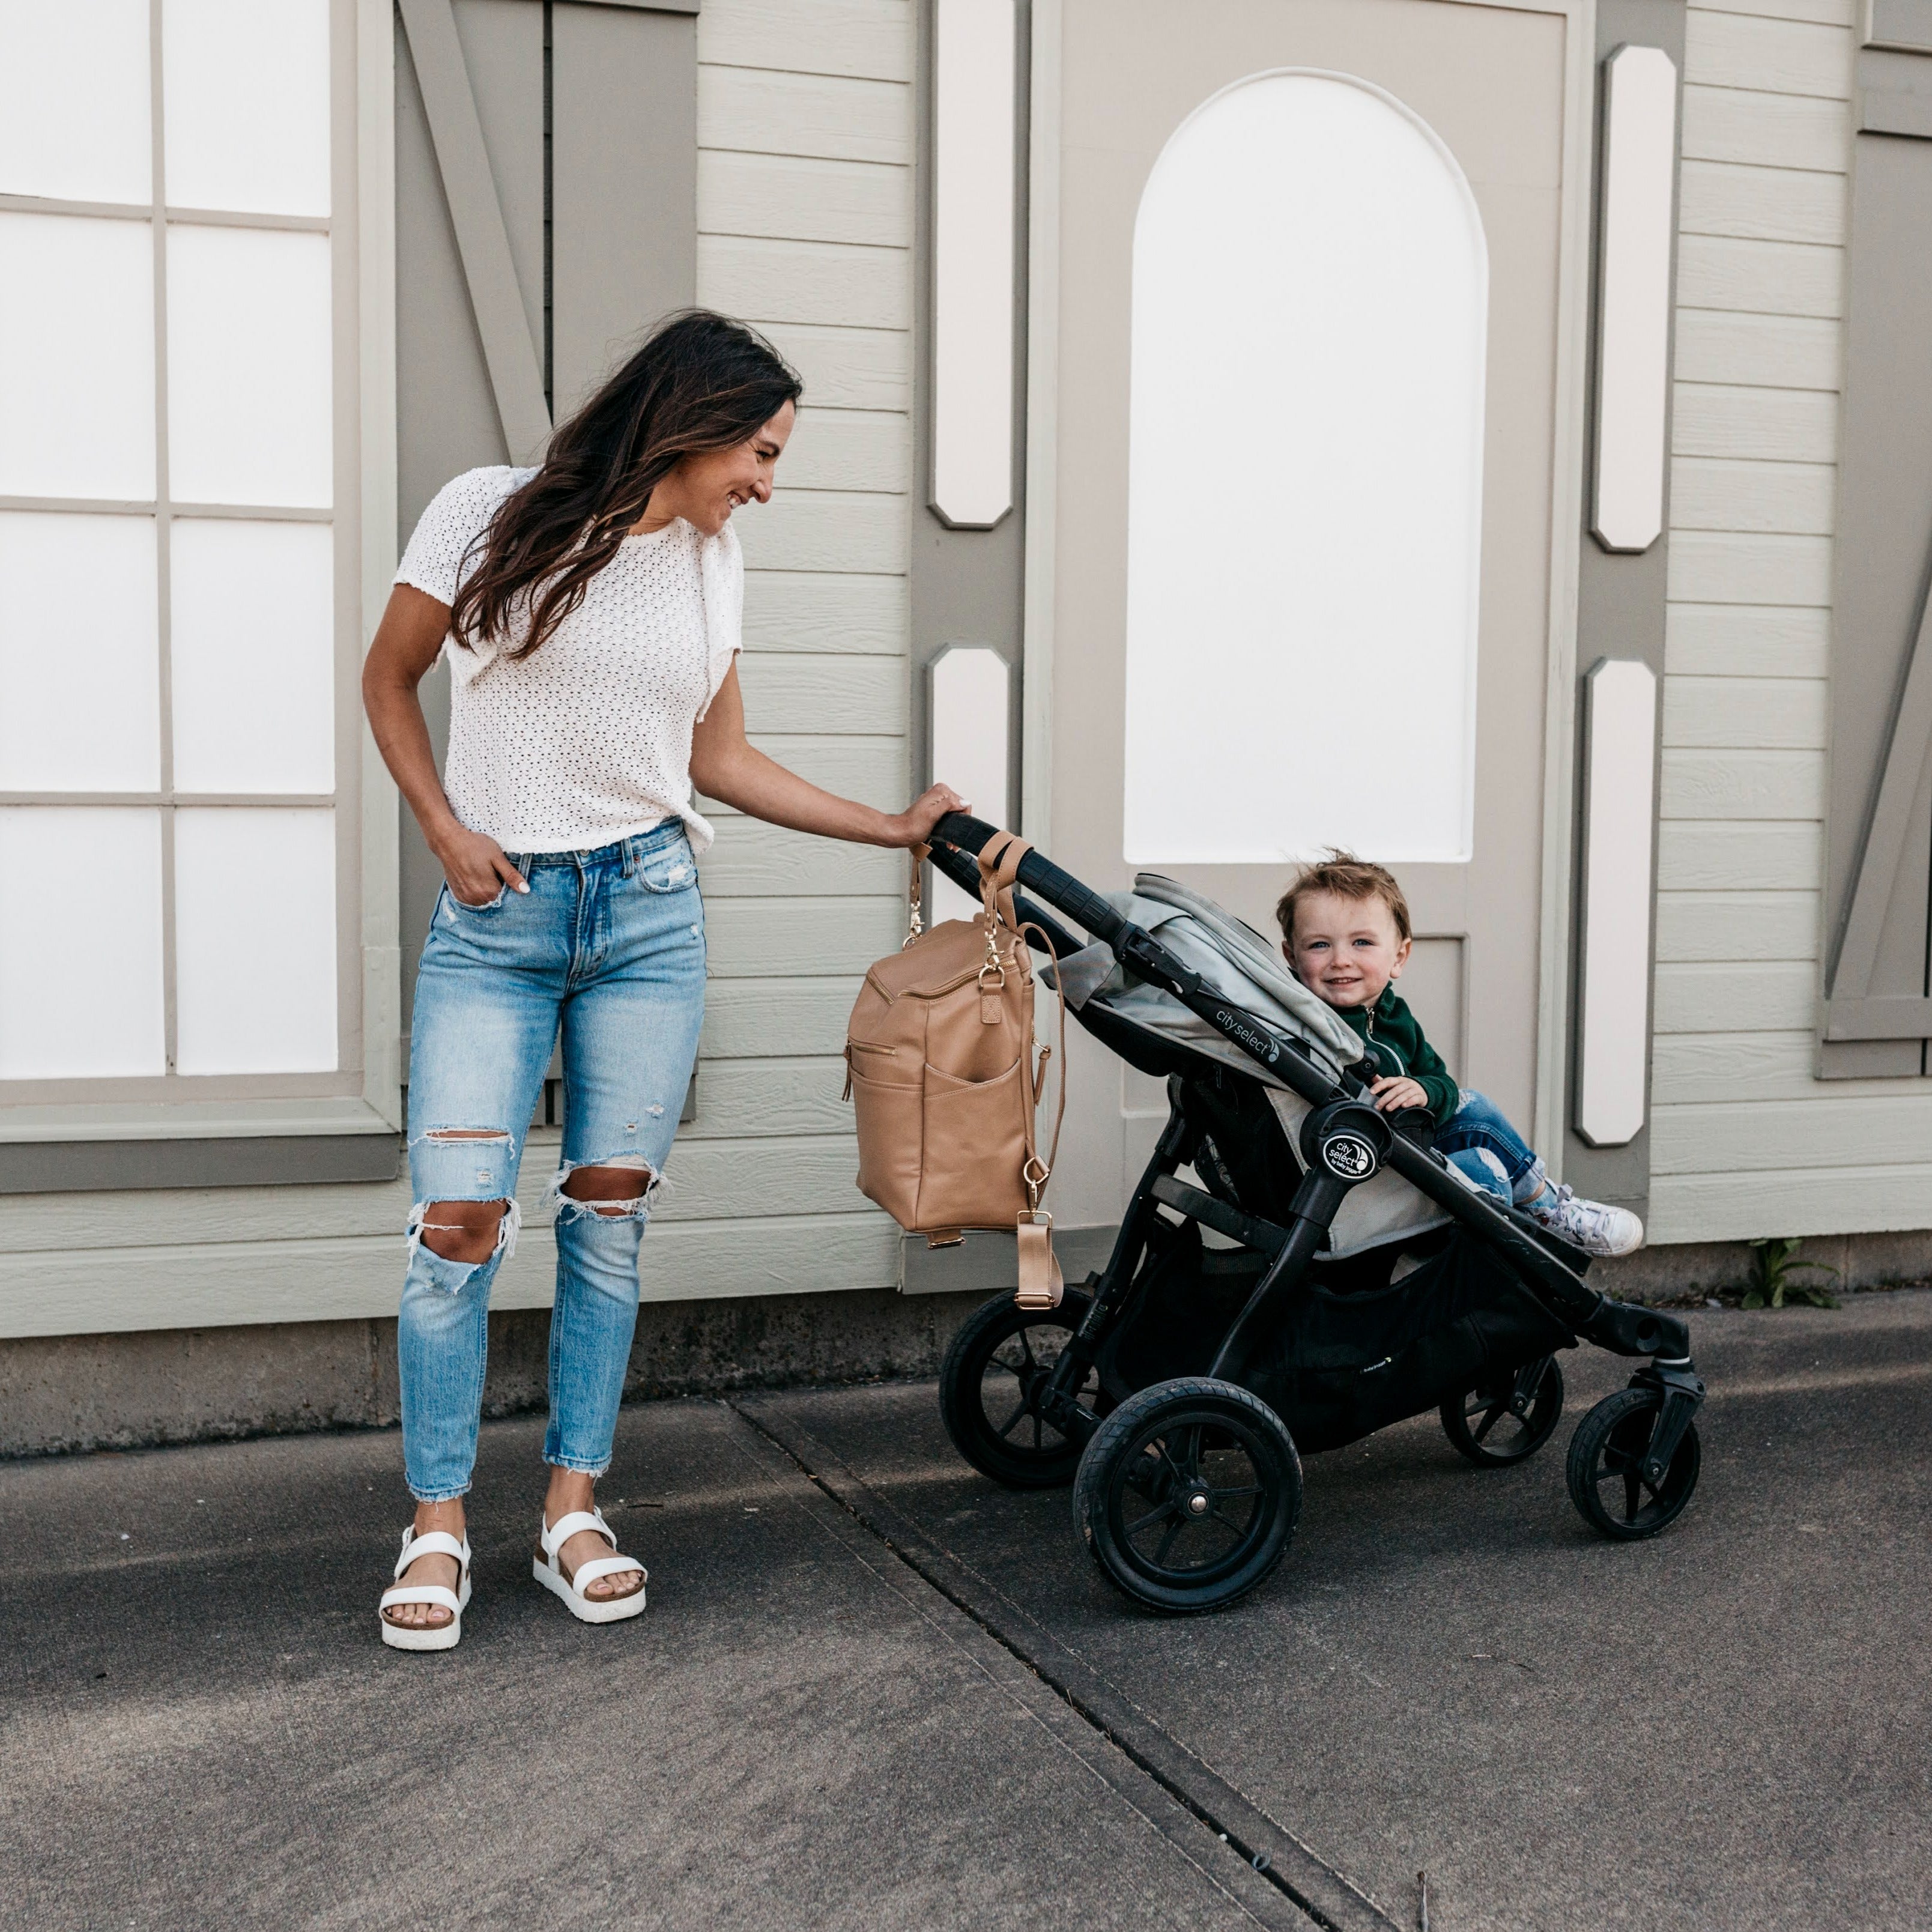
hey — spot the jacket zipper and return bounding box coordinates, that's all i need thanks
[1363,1005,1404,1077]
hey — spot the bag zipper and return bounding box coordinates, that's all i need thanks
[843,1037,898,1101]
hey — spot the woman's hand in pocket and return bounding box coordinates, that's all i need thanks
[435,825,528,906]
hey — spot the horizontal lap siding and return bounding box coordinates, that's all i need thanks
[0,1,915,1338]
[1646,4,1932,1242]
[684,0,913,1293]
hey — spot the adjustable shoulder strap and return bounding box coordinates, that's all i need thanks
[972,832,1065,1312]
[1020,919,1068,1189]
[1014,912,1068,1313]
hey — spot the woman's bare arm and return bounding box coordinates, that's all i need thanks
[689,663,964,846]
[360,583,529,903]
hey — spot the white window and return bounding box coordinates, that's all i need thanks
[1122,70,1488,867]
[0,0,371,1106]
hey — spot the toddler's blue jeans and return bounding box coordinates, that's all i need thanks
[1435,1090,1547,1208]
[399,823,705,1501]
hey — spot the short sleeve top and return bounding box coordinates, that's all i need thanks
[395,465,744,855]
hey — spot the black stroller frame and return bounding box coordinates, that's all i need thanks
[925,815,1707,1613]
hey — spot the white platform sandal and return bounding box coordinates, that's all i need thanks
[378,1525,473,1652]
[533,1507,647,1623]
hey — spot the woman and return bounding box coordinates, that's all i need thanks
[362,312,961,1649]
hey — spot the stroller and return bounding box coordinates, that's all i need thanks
[924,816,1707,1613]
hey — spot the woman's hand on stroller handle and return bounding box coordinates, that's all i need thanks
[888,783,969,847]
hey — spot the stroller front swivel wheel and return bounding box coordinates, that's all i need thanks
[1565,1384,1701,1540]
[939,1288,1098,1489]
[1440,1355,1564,1467]
[1073,1378,1301,1614]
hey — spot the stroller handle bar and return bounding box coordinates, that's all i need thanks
[926,814,1678,1352]
[930,813,1126,948]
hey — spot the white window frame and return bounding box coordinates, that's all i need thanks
[0,0,401,1172]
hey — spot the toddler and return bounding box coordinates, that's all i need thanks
[1276,853,1642,1258]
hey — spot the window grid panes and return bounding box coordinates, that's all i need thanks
[0,0,345,1094]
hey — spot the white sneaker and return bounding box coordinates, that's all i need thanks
[1522,1184,1644,1257]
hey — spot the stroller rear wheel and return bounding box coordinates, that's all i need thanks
[1073,1378,1301,1614]
[1440,1355,1564,1467]
[1565,1384,1701,1539]
[939,1289,1098,1489]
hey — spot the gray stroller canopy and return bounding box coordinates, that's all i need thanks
[1044,873,1456,1259]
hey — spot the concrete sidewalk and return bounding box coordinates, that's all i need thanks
[4,1293,1930,1930]
[0,1388,1300,1930]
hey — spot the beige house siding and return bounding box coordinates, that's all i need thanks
[0,0,913,1340]
[691,0,913,1293]
[1647,0,1930,1240]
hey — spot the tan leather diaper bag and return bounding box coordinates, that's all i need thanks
[844,831,1066,1307]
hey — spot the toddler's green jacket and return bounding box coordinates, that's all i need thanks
[1330,986,1461,1125]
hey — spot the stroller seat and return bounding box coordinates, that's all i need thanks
[1049,871,1456,1258]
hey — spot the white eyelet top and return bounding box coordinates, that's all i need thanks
[395,465,743,855]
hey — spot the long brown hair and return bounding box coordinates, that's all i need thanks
[450,310,802,659]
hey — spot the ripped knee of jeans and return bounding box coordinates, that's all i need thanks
[545,1154,661,1223]
[1458,1148,1511,1199]
[406,1196,522,1269]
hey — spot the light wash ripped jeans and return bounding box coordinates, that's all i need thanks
[1435,1090,1548,1208]
[401,821,705,1501]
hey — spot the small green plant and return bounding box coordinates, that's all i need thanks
[1742,1237,1840,1310]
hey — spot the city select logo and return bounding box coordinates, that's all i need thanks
[1321,1133,1377,1181]
[1216,1010,1277,1062]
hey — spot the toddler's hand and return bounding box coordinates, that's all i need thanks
[1370,1076,1429,1113]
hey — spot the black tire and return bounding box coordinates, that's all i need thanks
[939,1289,1098,1489]
[1073,1377,1301,1613]
[1565,1385,1701,1540]
[1440,1355,1564,1467]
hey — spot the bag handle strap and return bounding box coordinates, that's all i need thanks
[977,831,1032,939]
[903,841,930,949]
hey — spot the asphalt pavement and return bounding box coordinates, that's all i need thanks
[4,1291,1930,1930]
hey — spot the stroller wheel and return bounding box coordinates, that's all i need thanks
[939,1288,1098,1489]
[1073,1378,1301,1614]
[1440,1355,1564,1467]
[1565,1385,1701,1540]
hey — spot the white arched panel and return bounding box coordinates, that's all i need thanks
[1123,71,1487,865]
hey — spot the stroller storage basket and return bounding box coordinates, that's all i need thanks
[922,815,1709,1613]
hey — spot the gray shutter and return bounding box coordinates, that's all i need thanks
[912,0,1029,835]
[551,3,697,418]
[392,0,697,1047]
[1558,0,1685,1223]
[1820,22,1932,1075]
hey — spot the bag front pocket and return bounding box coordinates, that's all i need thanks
[846,1037,915,1082]
[849,1056,925,1227]
[917,1055,1030,1231]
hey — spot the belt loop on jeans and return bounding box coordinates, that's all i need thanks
[621,837,638,879]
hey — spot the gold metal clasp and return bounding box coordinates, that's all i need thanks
[1023,1155,1051,1214]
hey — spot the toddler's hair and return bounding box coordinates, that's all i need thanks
[1276,850,1413,945]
